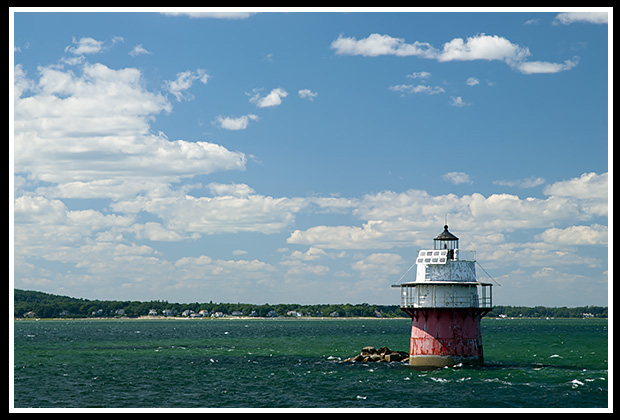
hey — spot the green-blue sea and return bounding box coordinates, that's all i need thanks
[13,318,608,409]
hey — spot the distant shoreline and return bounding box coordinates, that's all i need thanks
[14,289,608,319]
[13,316,402,321]
[14,315,607,321]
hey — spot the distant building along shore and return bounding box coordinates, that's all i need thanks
[14,289,607,320]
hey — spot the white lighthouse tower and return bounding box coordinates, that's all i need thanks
[394,225,493,367]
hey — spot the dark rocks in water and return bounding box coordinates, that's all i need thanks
[361,346,378,355]
[344,346,409,363]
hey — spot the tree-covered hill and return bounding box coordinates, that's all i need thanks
[13,289,607,319]
[13,289,405,319]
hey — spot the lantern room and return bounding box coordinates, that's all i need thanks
[434,225,459,259]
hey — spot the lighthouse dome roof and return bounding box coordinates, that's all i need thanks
[434,225,459,241]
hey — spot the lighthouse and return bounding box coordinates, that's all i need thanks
[393,225,493,367]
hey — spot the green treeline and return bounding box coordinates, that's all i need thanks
[13,289,607,319]
[13,289,403,319]
[487,305,607,319]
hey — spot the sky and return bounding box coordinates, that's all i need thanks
[11,8,611,307]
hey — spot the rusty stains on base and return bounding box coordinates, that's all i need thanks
[408,308,485,367]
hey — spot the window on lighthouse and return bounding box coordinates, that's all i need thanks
[435,240,457,250]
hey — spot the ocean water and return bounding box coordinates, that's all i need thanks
[13,318,608,409]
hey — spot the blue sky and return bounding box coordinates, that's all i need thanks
[11,9,610,306]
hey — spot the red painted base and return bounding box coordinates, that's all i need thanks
[405,308,486,367]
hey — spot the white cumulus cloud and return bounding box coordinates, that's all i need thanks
[494,176,546,188]
[298,89,318,100]
[536,224,608,246]
[331,33,437,58]
[331,32,579,75]
[388,84,445,95]
[65,37,104,55]
[215,114,259,130]
[164,69,210,101]
[14,62,246,197]
[554,12,608,25]
[516,57,579,75]
[129,44,151,56]
[543,172,608,200]
[287,172,608,252]
[249,87,288,108]
[449,96,471,107]
[442,172,473,184]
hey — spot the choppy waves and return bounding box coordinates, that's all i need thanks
[13,318,608,408]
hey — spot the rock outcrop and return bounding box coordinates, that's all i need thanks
[344,346,409,363]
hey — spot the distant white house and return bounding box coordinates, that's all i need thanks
[148,309,158,316]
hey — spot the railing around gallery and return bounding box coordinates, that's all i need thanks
[399,282,492,309]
